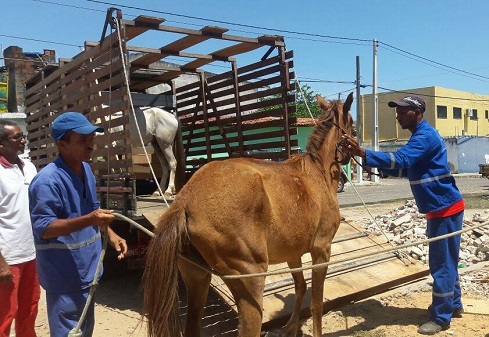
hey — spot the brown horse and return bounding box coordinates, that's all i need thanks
[142,93,355,337]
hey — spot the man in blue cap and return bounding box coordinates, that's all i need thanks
[29,112,128,336]
[344,95,464,335]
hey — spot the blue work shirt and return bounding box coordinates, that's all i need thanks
[365,119,462,214]
[29,156,102,293]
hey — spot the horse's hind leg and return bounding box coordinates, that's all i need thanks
[282,259,307,337]
[153,140,177,197]
[162,144,177,196]
[225,275,265,337]
[151,141,170,197]
[178,256,211,337]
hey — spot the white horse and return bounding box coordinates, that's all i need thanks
[102,106,179,197]
[130,107,179,197]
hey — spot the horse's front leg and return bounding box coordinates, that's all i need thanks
[310,241,334,337]
[282,259,307,337]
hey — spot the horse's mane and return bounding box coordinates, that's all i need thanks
[286,101,340,177]
[304,102,338,164]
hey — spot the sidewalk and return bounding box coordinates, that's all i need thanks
[338,175,489,207]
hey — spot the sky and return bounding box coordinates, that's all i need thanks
[2,0,489,119]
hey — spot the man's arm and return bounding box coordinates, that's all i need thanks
[42,209,115,239]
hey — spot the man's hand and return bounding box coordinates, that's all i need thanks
[342,135,366,159]
[90,209,115,228]
[0,255,13,283]
[107,228,128,260]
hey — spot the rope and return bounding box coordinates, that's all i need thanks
[68,230,108,337]
[220,220,489,279]
[340,165,410,266]
[295,77,316,123]
[112,213,215,274]
[113,18,169,207]
[111,212,489,280]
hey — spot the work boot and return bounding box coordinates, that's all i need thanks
[418,321,450,335]
[427,305,464,318]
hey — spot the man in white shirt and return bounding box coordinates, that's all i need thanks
[0,120,40,337]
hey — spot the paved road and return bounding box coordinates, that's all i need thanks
[338,174,489,207]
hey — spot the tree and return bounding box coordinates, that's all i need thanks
[294,84,322,118]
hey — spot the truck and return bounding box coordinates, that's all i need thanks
[23,8,296,276]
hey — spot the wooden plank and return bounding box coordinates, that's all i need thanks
[25,50,121,108]
[209,219,429,327]
[237,50,293,76]
[120,20,283,47]
[463,299,489,315]
[124,16,165,40]
[212,42,262,58]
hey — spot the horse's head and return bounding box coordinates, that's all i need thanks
[316,92,354,137]
[316,93,355,165]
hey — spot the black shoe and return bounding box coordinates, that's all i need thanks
[453,307,464,317]
[418,321,450,335]
[427,305,464,318]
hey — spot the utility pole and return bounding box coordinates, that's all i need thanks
[371,39,380,183]
[355,56,363,183]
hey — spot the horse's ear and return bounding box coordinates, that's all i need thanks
[317,95,332,111]
[343,92,354,113]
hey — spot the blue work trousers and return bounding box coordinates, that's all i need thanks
[46,289,95,337]
[427,211,463,326]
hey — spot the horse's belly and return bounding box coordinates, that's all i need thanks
[267,240,310,265]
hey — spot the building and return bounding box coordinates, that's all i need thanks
[359,86,489,143]
[1,46,56,158]
[359,87,489,173]
[3,46,56,113]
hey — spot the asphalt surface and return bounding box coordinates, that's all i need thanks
[338,174,489,207]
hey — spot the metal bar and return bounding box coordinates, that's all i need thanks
[263,253,396,293]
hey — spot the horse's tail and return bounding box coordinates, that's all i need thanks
[142,205,187,337]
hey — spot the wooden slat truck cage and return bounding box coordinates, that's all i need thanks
[24,8,296,203]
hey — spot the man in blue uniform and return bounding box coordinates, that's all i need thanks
[344,95,464,335]
[29,112,128,337]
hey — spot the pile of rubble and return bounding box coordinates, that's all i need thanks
[358,199,489,266]
[358,200,489,297]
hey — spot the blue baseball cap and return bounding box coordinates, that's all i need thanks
[388,95,426,113]
[51,112,104,141]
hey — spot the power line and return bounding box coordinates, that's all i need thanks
[380,42,489,82]
[8,0,489,90]
[379,45,489,84]
[298,77,356,85]
[0,33,82,48]
[362,85,489,102]
[84,0,371,43]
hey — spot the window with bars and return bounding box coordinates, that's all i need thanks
[453,107,462,119]
[437,105,447,119]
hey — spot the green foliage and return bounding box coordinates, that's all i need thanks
[295,84,322,118]
[257,83,322,118]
